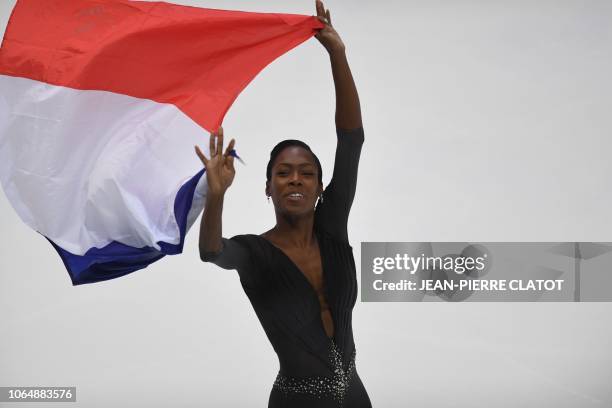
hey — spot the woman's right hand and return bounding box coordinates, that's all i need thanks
[195,126,236,195]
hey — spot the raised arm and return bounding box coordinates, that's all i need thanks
[312,1,364,242]
[195,127,235,260]
[195,128,254,287]
[315,0,362,130]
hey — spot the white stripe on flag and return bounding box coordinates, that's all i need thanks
[0,74,209,255]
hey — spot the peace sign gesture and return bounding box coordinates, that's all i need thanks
[195,127,236,195]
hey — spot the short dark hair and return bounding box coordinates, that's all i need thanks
[266,140,323,185]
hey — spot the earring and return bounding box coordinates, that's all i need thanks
[267,195,270,203]
[319,193,324,204]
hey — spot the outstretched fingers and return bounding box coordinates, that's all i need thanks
[216,126,224,157]
[316,0,331,24]
[195,145,208,166]
[223,138,235,157]
[208,126,224,157]
[316,0,325,18]
[209,130,216,158]
[224,138,236,167]
[200,126,234,169]
[217,126,223,157]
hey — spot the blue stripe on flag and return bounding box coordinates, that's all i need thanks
[48,169,206,285]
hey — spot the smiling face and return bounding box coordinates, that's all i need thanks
[266,146,323,218]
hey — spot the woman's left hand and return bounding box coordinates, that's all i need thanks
[314,0,345,54]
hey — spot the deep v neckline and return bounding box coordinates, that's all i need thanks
[259,230,324,296]
[258,230,336,341]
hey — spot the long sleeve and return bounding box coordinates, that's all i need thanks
[201,237,251,270]
[201,235,263,291]
[314,126,364,243]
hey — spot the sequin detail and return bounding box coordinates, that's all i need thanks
[273,341,357,406]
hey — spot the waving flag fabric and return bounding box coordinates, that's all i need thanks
[0,0,323,285]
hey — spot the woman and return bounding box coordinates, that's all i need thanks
[196,1,371,406]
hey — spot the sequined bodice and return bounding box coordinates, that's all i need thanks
[273,339,357,406]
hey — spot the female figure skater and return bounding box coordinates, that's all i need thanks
[196,1,371,406]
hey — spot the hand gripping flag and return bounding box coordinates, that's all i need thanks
[0,0,323,285]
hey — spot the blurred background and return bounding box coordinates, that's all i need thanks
[1,0,611,406]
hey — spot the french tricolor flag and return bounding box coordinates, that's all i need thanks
[0,0,322,285]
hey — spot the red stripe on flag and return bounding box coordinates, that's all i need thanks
[0,0,323,131]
